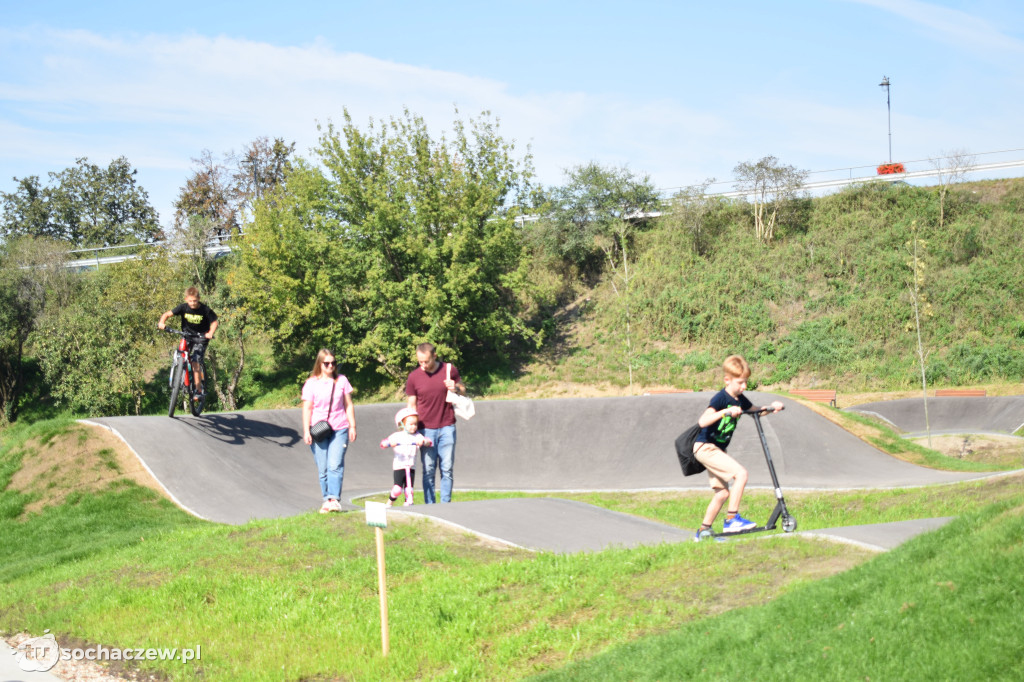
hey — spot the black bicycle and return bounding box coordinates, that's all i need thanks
[161,328,208,417]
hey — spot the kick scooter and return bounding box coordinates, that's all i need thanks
[712,405,797,538]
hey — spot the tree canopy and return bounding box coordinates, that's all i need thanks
[234,109,538,380]
[733,155,807,243]
[1,157,162,247]
[534,162,661,276]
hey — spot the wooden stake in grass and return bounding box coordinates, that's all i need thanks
[365,501,389,657]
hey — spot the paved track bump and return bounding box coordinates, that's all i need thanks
[87,393,1017,552]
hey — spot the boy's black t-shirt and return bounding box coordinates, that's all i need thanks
[695,388,752,450]
[171,302,218,335]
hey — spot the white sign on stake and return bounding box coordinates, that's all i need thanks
[365,501,388,528]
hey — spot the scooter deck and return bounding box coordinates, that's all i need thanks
[711,525,777,538]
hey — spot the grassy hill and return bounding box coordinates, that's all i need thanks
[477,178,1024,398]
[2,416,1023,681]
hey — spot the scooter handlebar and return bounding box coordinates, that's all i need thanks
[743,405,784,416]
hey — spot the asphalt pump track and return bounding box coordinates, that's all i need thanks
[85,392,1022,553]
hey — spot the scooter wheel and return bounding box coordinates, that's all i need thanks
[782,515,798,533]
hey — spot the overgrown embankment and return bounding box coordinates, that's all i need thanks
[516,178,1024,393]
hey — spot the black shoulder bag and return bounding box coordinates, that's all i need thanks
[309,379,337,443]
[674,423,706,476]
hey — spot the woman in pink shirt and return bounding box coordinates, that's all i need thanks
[301,349,357,513]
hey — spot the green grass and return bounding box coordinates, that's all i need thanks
[0,417,202,581]
[1,500,872,681]
[3,420,1023,680]
[361,474,1022,533]
[537,499,1024,681]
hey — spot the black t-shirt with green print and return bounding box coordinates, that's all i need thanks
[170,302,218,336]
[695,389,752,450]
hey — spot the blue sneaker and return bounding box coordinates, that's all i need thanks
[693,529,724,543]
[723,514,757,533]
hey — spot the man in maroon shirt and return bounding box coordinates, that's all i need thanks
[405,342,466,503]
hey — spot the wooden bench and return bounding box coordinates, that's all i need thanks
[935,389,987,397]
[790,389,837,407]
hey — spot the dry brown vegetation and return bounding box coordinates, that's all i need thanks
[10,423,169,515]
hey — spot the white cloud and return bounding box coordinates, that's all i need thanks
[1,27,738,218]
[3,21,1016,225]
[848,0,1024,55]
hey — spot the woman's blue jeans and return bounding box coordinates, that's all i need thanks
[310,427,349,501]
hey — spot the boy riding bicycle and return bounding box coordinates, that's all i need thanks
[158,286,218,397]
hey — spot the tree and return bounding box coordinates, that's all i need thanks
[231,137,296,220]
[541,163,661,391]
[33,250,180,416]
[733,156,807,243]
[930,148,975,230]
[0,176,51,239]
[205,259,254,411]
[667,178,718,256]
[535,163,662,277]
[235,108,537,380]
[905,220,933,447]
[1,157,161,247]
[173,150,239,241]
[174,139,297,242]
[0,237,75,422]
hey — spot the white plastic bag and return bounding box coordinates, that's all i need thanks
[445,363,475,420]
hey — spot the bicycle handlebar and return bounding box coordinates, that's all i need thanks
[159,327,207,341]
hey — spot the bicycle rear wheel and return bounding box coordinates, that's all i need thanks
[168,358,183,418]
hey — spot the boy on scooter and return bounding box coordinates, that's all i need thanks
[693,355,783,541]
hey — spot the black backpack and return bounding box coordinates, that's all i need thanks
[674,424,706,476]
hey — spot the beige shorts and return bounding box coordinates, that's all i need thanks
[693,442,745,490]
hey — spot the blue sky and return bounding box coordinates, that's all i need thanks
[2,0,1023,228]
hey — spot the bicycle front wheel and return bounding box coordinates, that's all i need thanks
[168,358,183,418]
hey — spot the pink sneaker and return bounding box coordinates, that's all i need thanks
[319,501,332,514]
[328,499,342,512]
[385,499,394,507]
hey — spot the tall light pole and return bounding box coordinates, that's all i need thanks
[879,76,892,163]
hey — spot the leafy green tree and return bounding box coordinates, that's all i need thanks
[1,157,161,247]
[34,250,181,416]
[0,176,51,239]
[534,162,661,277]
[236,109,536,381]
[733,155,807,243]
[536,163,660,390]
[231,137,296,219]
[0,237,73,422]
[665,178,718,257]
[205,260,255,411]
[173,150,239,241]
